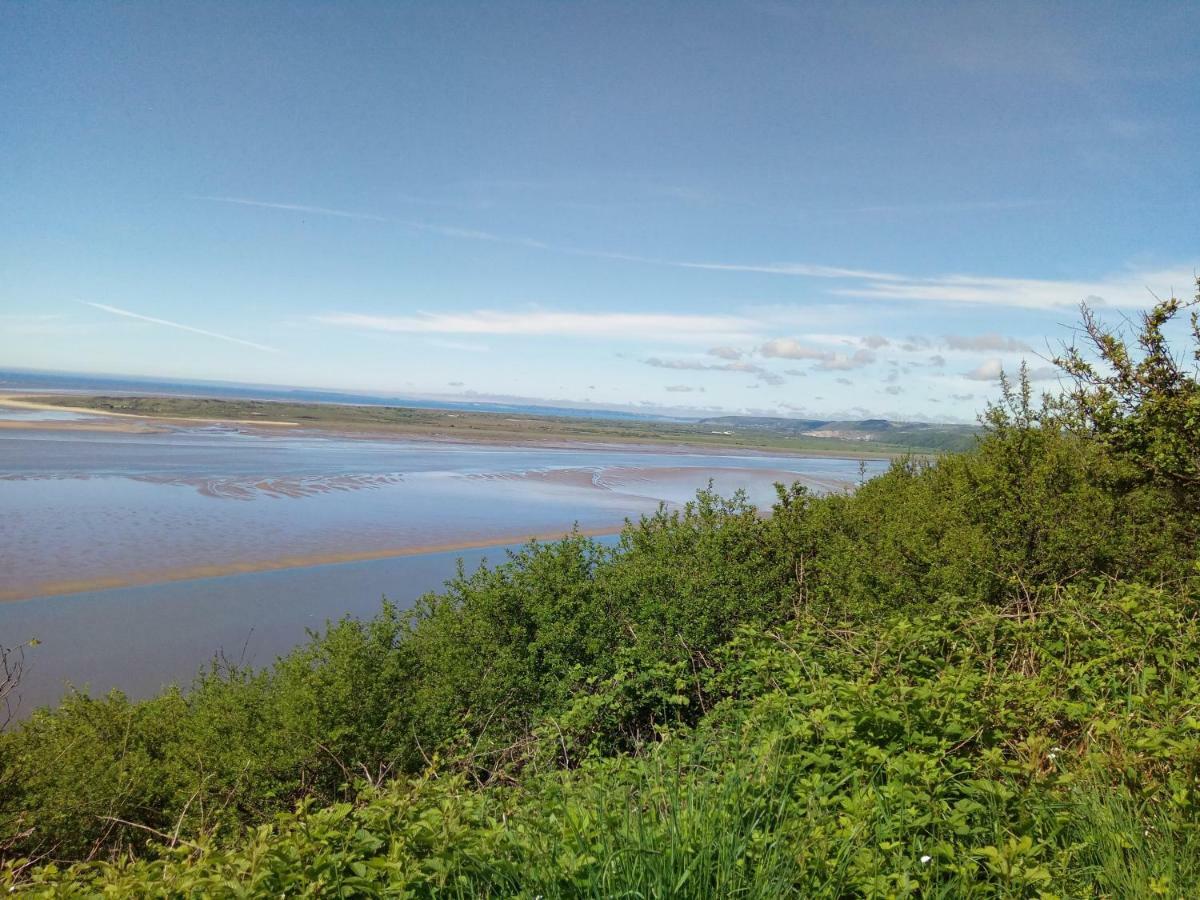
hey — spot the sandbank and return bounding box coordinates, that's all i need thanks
[0,525,625,603]
[0,395,300,428]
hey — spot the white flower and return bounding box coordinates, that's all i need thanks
[920,855,932,864]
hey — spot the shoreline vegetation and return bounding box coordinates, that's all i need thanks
[0,393,973,457]
[3,288,1200,894]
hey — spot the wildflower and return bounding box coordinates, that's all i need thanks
[920,855,932,864]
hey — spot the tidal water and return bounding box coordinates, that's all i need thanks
[0,545,566,714]
[1,422,887,713]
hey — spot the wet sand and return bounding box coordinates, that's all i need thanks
[2,542,596,713]
[1,464,852,602]
[1,412,876,603]
[0,395,889,714]
[0,395,299,429]
[0,524,622,603]
[0,394,900,459]
[0,416,169,434]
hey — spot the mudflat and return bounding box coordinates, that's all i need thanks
[1,420,884,602]
[0,525,622,602]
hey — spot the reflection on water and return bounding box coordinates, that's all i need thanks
[0,423,889,713]
[0,407,94,422]
[1,426,885,599]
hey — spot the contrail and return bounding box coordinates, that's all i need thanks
[194,195,1196,310]
[191,195,389,222]
[82,301,279,353]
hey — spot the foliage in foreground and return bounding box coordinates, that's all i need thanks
[9,584,1200,897]
[2,284,1199,895]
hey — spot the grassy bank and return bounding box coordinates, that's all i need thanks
[15,393,974,456]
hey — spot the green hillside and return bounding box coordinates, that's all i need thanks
[3,288,1199,896]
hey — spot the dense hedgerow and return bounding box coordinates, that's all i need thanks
[8,585,1200,897]
[2,285,1199,895]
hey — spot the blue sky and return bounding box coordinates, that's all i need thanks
[2,1,1197,422]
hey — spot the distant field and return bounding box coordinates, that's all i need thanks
[20,394,978,456]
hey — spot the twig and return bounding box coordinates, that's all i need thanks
[97,816,203,852]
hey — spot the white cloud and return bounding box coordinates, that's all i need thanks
[964,358,1062,382]
[943,333,1034,352]
[645,357,750,371]
[828,267,1196,310]
[644,357,785,385]
[1028,366,1062,382]
[964,359,1004,381]
[82,301,278,353]
[707,345,744,360]
[643,256,1195,313]
[757,338,875,371]
[665,384,705,393]
[655,258,1193,311]
[758,338,827,361]
[204,195,1194,313]
[318,310,754,341]
[815,349,876,371]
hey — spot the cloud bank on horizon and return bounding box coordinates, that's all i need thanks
[2,2,1197,422]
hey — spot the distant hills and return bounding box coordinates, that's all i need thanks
[2,368,977,452]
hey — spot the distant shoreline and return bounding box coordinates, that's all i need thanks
[0,394,301,429]
[0,393,923,459]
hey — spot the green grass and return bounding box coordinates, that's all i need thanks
[24,393,974,456]
[8,582,1200,897]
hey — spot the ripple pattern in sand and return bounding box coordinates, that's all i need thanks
[133,472,407,500]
